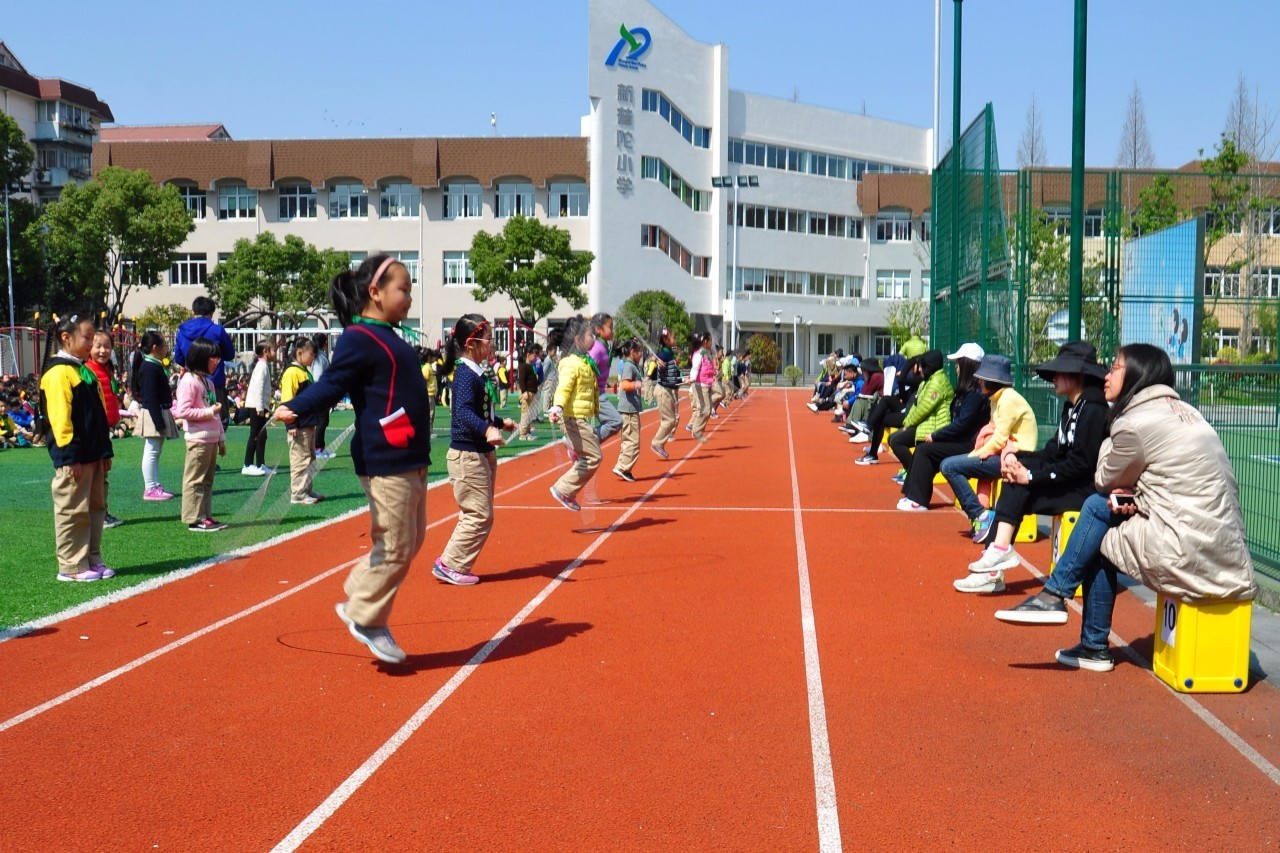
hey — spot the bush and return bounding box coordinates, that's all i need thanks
[745,333,781,374]
[783,365,803,386]
[1214,346,1240,364]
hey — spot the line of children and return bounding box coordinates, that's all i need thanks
[279,337,324,505]
[131,330,177,501]
[276,254,432,665]
[612,338,644,482]
[433,314,515,585]
[548,315,602,511]
[172,338,228,533]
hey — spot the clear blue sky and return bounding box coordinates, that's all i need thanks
[4,0,1275,169]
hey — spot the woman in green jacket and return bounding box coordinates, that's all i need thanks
[887,349,953,480]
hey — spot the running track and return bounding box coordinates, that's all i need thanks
[2,389,1278,851]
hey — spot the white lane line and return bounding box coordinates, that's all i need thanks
[271,399,737,852]
[491,505,915,513]
[783,400,843,852]
[1013,556,1280,787]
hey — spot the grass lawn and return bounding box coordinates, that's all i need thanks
[0,400,571,629]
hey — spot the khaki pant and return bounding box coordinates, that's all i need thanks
[652,385,679,446]
[181,441,219,524]
[616,412,641,473]
[518,391,536,437]
[51,459,107,573]
[287,426,317,501]
[712,380,728,409]
[689,383,712,438]
[440,449,498,573]
[347,467,429,627]
[553,417,602,498]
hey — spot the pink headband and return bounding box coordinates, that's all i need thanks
[370,256,398,290]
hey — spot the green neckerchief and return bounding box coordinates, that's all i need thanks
[57,351,98,388]
[579,353,600,377]
[197,374,216,406]
[352,316,398,330]
[142,354,170,379]
[290,362,315,384]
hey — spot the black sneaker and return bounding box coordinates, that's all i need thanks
[612,467,636,482]
[994,593,1069,625]
[103,513,124,529]
[1055,643,1115,672]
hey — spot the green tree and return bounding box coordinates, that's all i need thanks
[1128,174,1188,237]
[1,111,38,324]
[884,298,930,348]
[0,196,46,324]
[31,167,193,321]
[207,232,349,328]
[135,303,194,336]
[614,289,691,349]
[1013,209,1109,361]
[469,216,593,325]
[745,332,781,374]
[0,111,35,189]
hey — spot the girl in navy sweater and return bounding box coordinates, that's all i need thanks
[275,254,431,666]
[432,314,515,586]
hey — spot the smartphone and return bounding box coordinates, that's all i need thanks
[1109,492,1137,510]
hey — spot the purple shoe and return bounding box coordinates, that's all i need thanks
[57,568,103,582]
[89,563,116,579]
[432,558,479,586]
[549,486,581,512]
[143,486,175,501]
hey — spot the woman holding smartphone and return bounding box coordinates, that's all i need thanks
[993,343,1257,672]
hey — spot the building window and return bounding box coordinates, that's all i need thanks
[217,185,257,220]
[728,201,862,240]
[1204,266,1242,298]
[328,183,368,219]
[640,224,709,277]
[170,253,207,286]
[278,185,317,220]
[873,332,895,357]
[640,89,712,149]
[389,250,419,283]
[1251,266,1280,298]
[379,183,420,218]
[817,333,834,355]
[348,251,367,270]
[175,185,206,219]
[920,213,932,242]
[443,251,475,286]
[496,182,535,218]
[735,268,861,299]
[1044,207,1105,237]
[1252,208,1280,236]
[921,271,931,300]
[640,157,710,212]
[550,182,589,218]
[876,269,911,300]
[443,182,483,219]
[875,211,913,242]
[1213,327,1241,353]
[728,137,923,181]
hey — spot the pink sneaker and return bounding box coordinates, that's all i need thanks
[89,563,116,579]
[432,558,479,586]
[143,487,175,501]
[57,568,103,582]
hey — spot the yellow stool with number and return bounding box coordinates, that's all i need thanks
[1047,512,1082,596]
[1014,513,1040,542]
[1152,594,1252,693]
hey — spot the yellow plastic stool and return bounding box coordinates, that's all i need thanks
[1048,512,1082,597]
[1015,513,1040,543]
[1152,594,1252,693]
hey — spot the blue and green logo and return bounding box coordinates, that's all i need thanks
[605,23,651,70]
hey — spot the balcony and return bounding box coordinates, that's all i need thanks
[33,120,95,147]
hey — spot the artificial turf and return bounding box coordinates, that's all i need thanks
[0,401,570,629]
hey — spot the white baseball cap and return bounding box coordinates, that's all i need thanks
[947,342,985,362]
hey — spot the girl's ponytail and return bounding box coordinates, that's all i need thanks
[331,253,396,327]
[440,313,487,376]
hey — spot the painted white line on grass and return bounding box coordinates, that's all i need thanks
[783,400,842,853]
[0,556,361,735]
[271,399,735,852]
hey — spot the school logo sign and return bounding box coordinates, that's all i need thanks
[605,23,652,70]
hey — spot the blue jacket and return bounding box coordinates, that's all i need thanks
[450,362,504,454]
[175,316,236,388]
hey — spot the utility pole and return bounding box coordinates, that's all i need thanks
[1068,0,1088,341]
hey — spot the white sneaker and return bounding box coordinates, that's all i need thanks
[806,402,819,412]
[848,432,871,443]
[241,465,266,476]
[953,570,1006,593]
[967,545,1020,574]
[896,498,927,512]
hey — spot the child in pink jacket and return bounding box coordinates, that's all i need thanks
[172,337,228,532]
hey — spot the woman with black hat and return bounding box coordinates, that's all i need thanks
[954,341,1110,594]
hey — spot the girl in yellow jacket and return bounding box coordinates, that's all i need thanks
[547,316,600,512]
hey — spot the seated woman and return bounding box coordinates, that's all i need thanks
[953,341,1110,594]
[855,354,920,465]
[842,358,883,440]
[897,344,988,510]
[939,354,1039,539]
[992,344,1257,671]
[886,349,954,485]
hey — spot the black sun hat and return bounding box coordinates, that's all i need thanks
[1034,341,1107,381]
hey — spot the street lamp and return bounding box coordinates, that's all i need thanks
[711,173,759,351]
[793,314,802,375]
[772,310,781,384]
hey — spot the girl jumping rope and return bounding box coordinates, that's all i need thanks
[548,315,601,512]
[41,314,115,582]
[686,332,715,443]
[432,314,516,585]
[131,330,177,501]
[612,338,644,482]
[173,337,228,532]
[275,254,432,665]
[649,328,682,459]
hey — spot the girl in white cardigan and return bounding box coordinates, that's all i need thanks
[242,340,275,476]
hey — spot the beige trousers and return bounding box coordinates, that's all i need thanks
[689,383,712,438]
[181,441,219,524]
[711,380,728,409]
[287,426,317,501]
[51,459,107,573]
[652,385,679,446]
[347,467,429,627]
[553,417,602,498]
[440,449,498,573]
[616,412,641,473]
[518,391,536,436]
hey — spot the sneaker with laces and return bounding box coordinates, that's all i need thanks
[103,513,124,529]
[57,568,103,582]
[188,518,226,532]
[847,432,871,444]
[432,558,480,586]
[896,497,927,512]
[334,602,407,664]
[967,545,1020,573]
[314,449,335,460]
[952,570,1006,593]
[1055,643,1115,672]
[242,464,267,476]
[89,562,117,579]
[650,443,669,460]
[612,467,636,482]
[971,509,996,543]
[806,402,819,412]
[291,494,320,505]
[550,486,580,512]
[854,455,879,466]
[995,593,1069,625]
[890,471,906,485]
[143,486,175,501]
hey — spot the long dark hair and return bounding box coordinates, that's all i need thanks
[184,337,221,377]
[129,330,168,397]
[955,357,980,396]
[330,253,401,327]
[561,315,594,356]
[1110,343,1175,425]
[441,313,489,376]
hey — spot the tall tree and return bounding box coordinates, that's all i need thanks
[31,167,194,321]
[1017,94,1047,168]
[1,111,37,325]
[1128,174,1187,237]
[614,289,692,349]
[469,215,593,325]
[207,232,349,328]
[884,299,930,348]
[1116,82,1156,169]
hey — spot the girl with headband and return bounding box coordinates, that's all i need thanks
[276,254,432,666]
